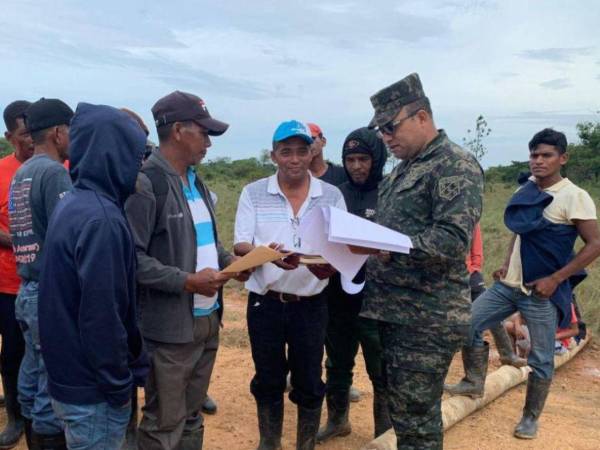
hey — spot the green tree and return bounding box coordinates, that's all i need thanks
[463,115,492,162]
[0,137,13,158]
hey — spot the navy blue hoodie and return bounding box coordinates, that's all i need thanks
[39,103,149,407]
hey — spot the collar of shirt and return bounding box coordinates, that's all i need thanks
[267,172,323,200]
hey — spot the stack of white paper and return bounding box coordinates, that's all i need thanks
[297,206,412,281]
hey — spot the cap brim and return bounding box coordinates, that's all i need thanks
[196,117,229,136]
[275,132,313,145]
[368,115,378,129]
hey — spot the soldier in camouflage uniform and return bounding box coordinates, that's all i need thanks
[359,73,484,449]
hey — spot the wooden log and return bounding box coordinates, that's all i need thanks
[362,335,591,450]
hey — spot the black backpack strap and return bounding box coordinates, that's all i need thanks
[140,167,169,228]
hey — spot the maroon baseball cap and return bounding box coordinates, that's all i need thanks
[151,90,229,136]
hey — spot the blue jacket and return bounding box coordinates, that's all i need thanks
[504,180,586,328]
[39,103,149,407]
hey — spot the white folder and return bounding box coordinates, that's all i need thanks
[298,206,412,282]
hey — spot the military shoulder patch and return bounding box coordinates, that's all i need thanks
[438,176,463,201]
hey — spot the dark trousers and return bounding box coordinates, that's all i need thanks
[379,322,468,450]
[247,291,328,409]
[324,309,384,393]
[138,311,220,450]
[0,293,25,377]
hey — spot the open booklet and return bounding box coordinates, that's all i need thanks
[297,206,412,280]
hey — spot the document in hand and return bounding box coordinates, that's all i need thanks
[220,246,288,274]
[297,206,412,280]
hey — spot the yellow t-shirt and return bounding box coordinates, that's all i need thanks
[502,178,597,292]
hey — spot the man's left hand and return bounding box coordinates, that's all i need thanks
[307,264,337,280]
[526,275,561,299]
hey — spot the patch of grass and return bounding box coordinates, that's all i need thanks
[221,327,250,348]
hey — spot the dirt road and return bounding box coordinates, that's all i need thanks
[3,290,599,449]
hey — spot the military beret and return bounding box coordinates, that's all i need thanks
[369,73,426,128]
[25,98,74,133]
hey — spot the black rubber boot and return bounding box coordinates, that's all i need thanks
[256,400,283,450]
[490,324,527,368]
[296,406,321,450]
[31,432,68,450]
[178,427,204,450]
[444,342,489,398]
[316,391,351,443]
[0,372,24,448]
[514,374,552,439]
[372,387,392,438]
[121,388,138,450]
[201,395,217,415]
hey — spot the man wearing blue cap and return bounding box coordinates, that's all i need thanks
[234,120,346,450]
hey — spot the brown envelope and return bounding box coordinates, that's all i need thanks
[220,246,289,274]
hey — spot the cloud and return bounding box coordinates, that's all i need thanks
[518,47,594,63]
[539,78,572,90]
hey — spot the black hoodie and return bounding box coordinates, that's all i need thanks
[338,127,388,219]
[39,103,149,407]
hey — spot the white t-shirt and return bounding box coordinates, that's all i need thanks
[502,178,597,292]
[234,173,346,296]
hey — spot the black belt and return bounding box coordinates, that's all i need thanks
[264,290,320,303]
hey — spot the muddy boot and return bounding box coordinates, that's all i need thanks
[490,324,527,368]
[372,387,392,438]
[256,400,283,450]
[316,392,351,443]
[179,428,204,450]
[201,395,217,415]
[514,374,552,439]
[444,342,489,398]
[296,406,321,450]
[0,372,24,448]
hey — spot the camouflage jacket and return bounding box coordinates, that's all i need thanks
[360,131,483,327]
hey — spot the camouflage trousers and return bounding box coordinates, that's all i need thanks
[378,322,468,450]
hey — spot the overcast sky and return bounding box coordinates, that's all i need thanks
[1,0,599,167]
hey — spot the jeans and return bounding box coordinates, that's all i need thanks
[247,291,328,409]
[52,399,131,450]
[15,280,62,434]
[469,281,558,379]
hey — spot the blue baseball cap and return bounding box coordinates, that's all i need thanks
[272,120,313,145]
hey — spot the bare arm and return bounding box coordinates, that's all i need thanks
[555,322,579,341]
[493,234,517,281]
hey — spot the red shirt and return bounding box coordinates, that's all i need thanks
[466,222,484,274]
[0,153,22,294]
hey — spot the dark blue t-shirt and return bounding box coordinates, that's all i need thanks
[9,154,72,282]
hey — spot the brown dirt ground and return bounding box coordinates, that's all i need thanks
[3,289,600,449]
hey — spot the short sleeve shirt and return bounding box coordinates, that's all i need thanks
[234,173,346,296]
[502,178,597,291]
[0,153,23,294]
[9,154,72,282]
